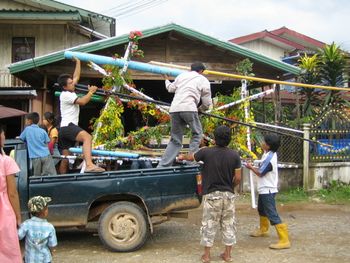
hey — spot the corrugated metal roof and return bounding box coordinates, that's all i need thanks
[8,23,301,75]
[13,0,115,23]
[0,9,81,21]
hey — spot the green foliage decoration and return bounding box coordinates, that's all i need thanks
[91,96,125,148]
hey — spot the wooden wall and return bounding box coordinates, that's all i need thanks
[95,31,285,82]
[0,24,90,69]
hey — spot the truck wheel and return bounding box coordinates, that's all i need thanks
[98,201,150,252]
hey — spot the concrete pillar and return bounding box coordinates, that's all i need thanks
[303,123,310,190]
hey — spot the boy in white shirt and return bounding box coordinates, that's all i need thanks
[245,134,291,249]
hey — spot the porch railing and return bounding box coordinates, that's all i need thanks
[0,70,31,87]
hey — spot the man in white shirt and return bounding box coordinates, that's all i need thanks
[57,58,105,173]
[158,62,212,167]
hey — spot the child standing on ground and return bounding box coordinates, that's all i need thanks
[245,133,291,249]
[18,196,57,263]
[19,112,57,176]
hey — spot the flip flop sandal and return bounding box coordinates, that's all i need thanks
[85,166,105,173]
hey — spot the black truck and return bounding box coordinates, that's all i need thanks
[5,139,202,252]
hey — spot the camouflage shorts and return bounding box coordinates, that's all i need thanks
[200,191,236,247]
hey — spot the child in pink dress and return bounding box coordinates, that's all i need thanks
[0,125,22,263]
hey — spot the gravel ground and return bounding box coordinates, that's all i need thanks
[40,201,350,263]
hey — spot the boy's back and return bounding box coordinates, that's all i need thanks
[18,216,57,263]
[19,124,50,159]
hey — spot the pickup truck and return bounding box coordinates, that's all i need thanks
[4,139,202,252]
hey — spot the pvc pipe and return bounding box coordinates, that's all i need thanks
[65,51,185,77]
[54,91,104,103]
[241,79,257,209]
[69,147,139,158]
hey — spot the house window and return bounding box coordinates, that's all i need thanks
[12,37,35,62]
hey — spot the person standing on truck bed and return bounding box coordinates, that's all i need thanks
[178,125,242,263]
[19,112,57,176]
[57,57,105,174]
[157,62,212,167]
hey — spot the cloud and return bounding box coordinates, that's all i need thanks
[61,0,350,50]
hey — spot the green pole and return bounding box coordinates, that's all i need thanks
[54,91,105,103]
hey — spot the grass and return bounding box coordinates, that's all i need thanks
[315,181,350,204]
[277,181,350,204]
[238,181,350,205]
[276,188,309,203]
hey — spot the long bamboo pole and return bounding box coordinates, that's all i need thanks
[149,61,350,92]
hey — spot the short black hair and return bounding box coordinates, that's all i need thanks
[57,74,72,89]
[214,125,232,147]
[44,112,56,127]
[264,134,280,152]
[191,62,206,72]
[25,112,40,124]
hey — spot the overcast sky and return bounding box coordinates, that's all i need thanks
[60,0,350,51]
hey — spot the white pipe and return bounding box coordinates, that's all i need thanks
[242,79,257,209]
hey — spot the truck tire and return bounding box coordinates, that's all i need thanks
[98,201,150,252]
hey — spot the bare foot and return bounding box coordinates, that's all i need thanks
[220,253,233,262]
[201,255,210,263]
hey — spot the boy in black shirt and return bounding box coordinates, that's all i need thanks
[178,125,241,263]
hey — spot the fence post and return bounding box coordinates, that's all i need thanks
[303,123,310,190]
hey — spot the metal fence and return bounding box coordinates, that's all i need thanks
[258,129,303,164]
[309,106,350,162]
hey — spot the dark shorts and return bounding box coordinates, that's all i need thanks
[58,123,84,153]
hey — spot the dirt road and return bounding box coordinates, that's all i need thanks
[50,201,350,263]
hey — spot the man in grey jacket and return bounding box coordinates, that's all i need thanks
[158,62,212,167]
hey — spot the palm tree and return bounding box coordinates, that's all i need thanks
[298,54,321,117]
[319,42,347,105]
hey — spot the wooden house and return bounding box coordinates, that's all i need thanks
[8,23,300,136]
[0,0,115,136]
[229,26,326,63]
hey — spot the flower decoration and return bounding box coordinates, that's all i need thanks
[91,96,125,148]
[128,30,144,58]
[128,30,143,42]
[127,97,170,124]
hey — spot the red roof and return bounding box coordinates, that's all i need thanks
[230,27,326,50]
[270,27,326,48]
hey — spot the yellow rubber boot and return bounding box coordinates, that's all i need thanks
[250,216,270,237]
[269,223,291,249]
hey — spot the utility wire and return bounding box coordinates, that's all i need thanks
[104,0,168,19]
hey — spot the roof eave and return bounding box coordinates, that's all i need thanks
[8,23,300,75]
[13,0,115,24]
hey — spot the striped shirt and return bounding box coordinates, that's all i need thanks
[18,216,57,263]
